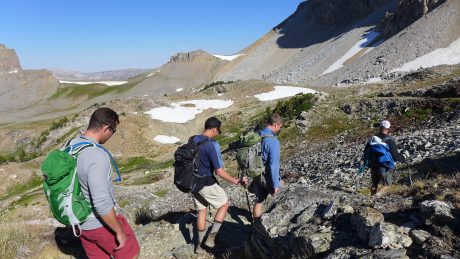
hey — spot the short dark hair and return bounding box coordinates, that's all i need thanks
[266,113,283,126]
[204,117,221,132]
[87,107,119,130]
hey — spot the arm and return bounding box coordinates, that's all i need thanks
[101,208,126,249]
[86,151,126,248]
[210,142,246,185]
[267,139,281,190]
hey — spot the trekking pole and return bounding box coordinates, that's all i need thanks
[240,170,253,225]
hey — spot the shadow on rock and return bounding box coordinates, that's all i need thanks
[54,227,87,259]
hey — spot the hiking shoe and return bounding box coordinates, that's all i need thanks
[204,233,217,248]
[194,243,205,254]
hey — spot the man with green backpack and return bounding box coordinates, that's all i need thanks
[238,113,284,221]
[41,108,139,259]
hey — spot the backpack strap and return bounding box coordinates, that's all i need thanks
[78,136,122,182]
[188,135,213,146]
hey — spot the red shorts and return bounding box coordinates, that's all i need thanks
[80,215,140,259]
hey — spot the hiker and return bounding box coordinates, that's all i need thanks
[248,113,284,221]
[71,108,140,259]
[192,116,248,254]
[364,120,404,197]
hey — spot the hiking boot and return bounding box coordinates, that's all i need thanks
[195,243,205,254]
[204,232,217,248]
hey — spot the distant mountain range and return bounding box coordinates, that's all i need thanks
[50,68,152,81]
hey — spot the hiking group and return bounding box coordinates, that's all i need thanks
[41,106,405,258]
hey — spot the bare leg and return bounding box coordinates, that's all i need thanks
[197,208,207,232]
[214,201,229,222]
[253,202,263,218]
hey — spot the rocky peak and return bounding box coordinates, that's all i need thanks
[305,0,391,25]
[0,44,21,72]
[169,49,215,63]
[378,0,447,38]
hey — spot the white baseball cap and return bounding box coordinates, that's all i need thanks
[380,120,391,129]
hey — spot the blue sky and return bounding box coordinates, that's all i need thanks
[0,1,301,72]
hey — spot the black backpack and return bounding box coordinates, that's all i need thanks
[173,136,210,193]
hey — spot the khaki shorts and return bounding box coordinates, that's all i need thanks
[193,183,229,211]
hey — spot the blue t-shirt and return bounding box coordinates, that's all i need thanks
[193,135,224,184]
[259,128,281,189]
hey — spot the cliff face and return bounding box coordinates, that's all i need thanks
[0,44,21,72]
[169,49,216,63]
[0,44,58,113]
[378,0,447,38]
[306,0,391,25]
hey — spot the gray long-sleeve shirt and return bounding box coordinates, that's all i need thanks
[70,136,117,230]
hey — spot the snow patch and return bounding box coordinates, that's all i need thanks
[254,86,317,101]
[322,30,381,75]
[213,54,244,61]
[146,73,155,77]
[154,135,180,144]
[217,93,224,96]
[8,69,18,74]
[176,88,183,92]
[59,80,127,86]
[145,99,233,123]
[392,37,460,72]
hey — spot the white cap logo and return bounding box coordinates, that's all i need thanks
[380,120,391,129]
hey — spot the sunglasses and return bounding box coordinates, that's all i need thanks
[108,126,116,134]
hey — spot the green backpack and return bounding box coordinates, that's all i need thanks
[236,132,272,178]
[41,142,97,236]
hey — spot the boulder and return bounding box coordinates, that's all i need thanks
[410,229,431,245]
[351,207,384,243]
[420,200,454,225]
[368,222,413,249]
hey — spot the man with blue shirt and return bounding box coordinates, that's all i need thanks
[192,117,248,254]
[249,113,284,220]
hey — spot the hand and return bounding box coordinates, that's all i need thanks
[272,188,280,195]
[240,176,248,186]
[115,230,127,250]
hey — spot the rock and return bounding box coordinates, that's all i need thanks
[325,247,373,259]
[319,201,337,219]
[410,229,431,245]
[420,200,454,225]
[351,207,385,243]
[368,222,413,249]
[373,248,409,259]
[304,231,333,254]
[338,204,354,214]
[378,0,447,38]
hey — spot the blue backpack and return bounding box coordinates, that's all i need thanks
[363,136,395,170]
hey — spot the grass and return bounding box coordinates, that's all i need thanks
[134,205,154,225]
[51,77,143,100]
[117,198,130,208]
[9,192,43,209]
[55,127,80,145]
[129,172,165,185]
[0,176,42,202]
[0,222,44,258]
[153,188,169,198]
[306,112,359,141]
[118,157,173,175]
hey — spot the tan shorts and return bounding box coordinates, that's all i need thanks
[193,183,229,211]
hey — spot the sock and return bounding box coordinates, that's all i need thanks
[198,230,206,244]
[210,220,222,234]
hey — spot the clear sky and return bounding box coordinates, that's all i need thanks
[0,1,301,72]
